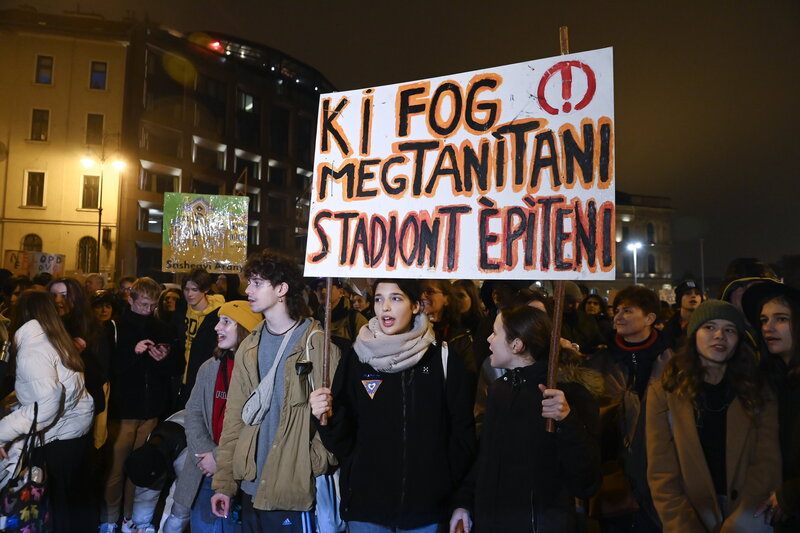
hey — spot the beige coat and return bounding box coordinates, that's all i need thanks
[211,318,339,511]
[646,381,781,532]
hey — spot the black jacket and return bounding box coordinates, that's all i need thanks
[765,356,800,532]
[110,308,180,420]
[318,343,477,529]
[172,299,221,398]
[455,361,601,532]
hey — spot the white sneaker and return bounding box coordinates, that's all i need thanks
[120,518,134,533]
[99,523,117,533]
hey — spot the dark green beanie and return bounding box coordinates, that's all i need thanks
[686,300,746,338]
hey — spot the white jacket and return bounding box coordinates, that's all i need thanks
[0,320,93,445]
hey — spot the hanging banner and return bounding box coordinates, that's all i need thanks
[305,47,615,280]
[162,193,248,273]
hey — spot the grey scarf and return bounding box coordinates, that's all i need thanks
[354,313,434,373]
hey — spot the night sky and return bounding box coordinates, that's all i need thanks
[8,0,799,282]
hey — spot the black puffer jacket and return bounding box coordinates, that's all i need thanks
[455,360,601,532]
[110,308,180,420]
[318,343,477,529]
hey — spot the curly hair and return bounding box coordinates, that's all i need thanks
[244,250,309,321]
[661,331,764,420]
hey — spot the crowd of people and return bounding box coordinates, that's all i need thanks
[0,254,796,533]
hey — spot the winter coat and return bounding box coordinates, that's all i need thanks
[173,355,225,509]
[646,381,780,532]
[212,319,339,511]
[456,360,601,532]
[765,357,800,532]
[110,307,180,420]
[586,331,671,523]
[318,342,477,529]
[0,320,93,445]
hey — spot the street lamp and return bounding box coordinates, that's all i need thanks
[626,242,642,285]
[81,149,125,273]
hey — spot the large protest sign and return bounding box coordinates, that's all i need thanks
[305,47,614,280]
[162,193,248,273]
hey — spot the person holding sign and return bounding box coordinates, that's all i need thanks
[309,279,476,532]
[449,305,601,532]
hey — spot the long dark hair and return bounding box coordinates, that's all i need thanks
[48,277,101,345]
[500,305,582,366]
[452,280,486,325]
[662,330,764,419]
[758,294,800,384]
[11,290,84,372]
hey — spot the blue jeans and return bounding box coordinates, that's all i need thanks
[347,522,440,533]
[192,477,242,533]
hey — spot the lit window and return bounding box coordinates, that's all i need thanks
[90,61,107,90]
[35,56,53,84]
[30,109,49,141]
[86,113,104,145]
[82,175,100,209]
[25,171,45,207]
[238,91,256,113]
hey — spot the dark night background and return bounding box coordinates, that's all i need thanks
[5,0,798,283]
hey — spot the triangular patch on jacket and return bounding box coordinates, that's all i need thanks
[361,379,382,399]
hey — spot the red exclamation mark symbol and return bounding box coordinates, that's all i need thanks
[561,65,573,113]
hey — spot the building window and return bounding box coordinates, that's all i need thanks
[238,91,257,113]
[647,223,656,245]
[267,227,284,248]
[647,254,656,274]
[268,166,285,187]
[195,74,226,133]
[623,255,632,274]
[139,169,178,193]
[86,113,104,145]
[192,179,219,195]
[236,89,260,144]
[77,236,98,272]
[267,196,285,216]
[30,109,49,141]
[194,144,225,170]
[235,156,260,181]
[22,234,42,252]
[90,61,107,90]
[269,105,290,155]
[248,224,260,246]
[296,116,313,163]
[35,55,53,84]
[621,226,630,243]
[24,171,45,207]
[137,206,163,233]
[81,175,100,209]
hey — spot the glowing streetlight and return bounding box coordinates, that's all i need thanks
[626,242,643,285]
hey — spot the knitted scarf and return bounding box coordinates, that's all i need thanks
[354,313,435,373]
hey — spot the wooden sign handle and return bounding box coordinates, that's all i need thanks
[320,277,332,425]
[545,280,566,433]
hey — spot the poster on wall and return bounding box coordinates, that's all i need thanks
[305,47,615,280]
[161,193,249,273]
[3,251,64,277]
